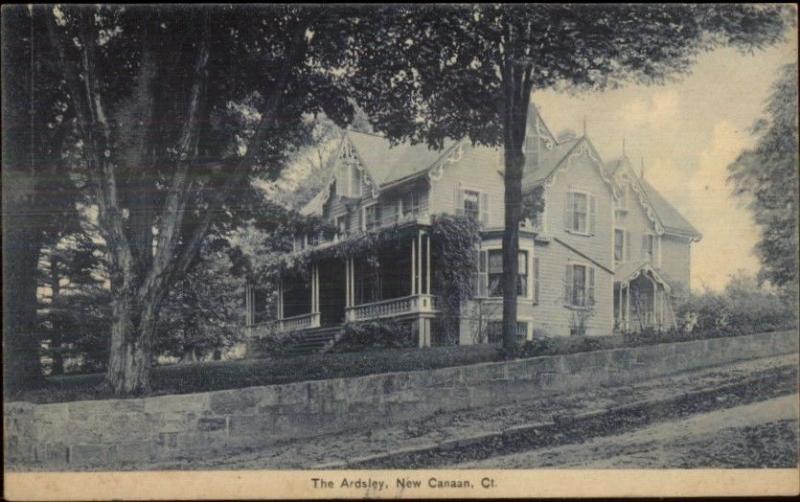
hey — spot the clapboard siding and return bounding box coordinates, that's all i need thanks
[544,143,615,270]
[660,233,692,291]
[430,144,505,226]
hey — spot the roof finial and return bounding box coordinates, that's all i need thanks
[640,157,645,180]
[582,116,587,137]
[622,138,626,157]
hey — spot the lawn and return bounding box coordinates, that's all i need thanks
[8,327,794,405]
[9,343,502,404]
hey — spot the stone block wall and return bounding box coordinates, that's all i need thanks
[5,330,797,470]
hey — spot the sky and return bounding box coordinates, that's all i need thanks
[534,33,797,292]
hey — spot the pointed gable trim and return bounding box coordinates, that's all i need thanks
[540,137,619,200]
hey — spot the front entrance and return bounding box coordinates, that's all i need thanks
[319,258,346,326]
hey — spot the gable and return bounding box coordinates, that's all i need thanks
[609,156,701,240]
[524,137,618,200]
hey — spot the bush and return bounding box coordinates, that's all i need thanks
[676,274,797,336]
[328,319,416,353]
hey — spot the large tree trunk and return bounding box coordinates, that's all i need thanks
[501,150,525,351]
[3,195,46,392]
[499,48,534,352]
[106,293,160,395]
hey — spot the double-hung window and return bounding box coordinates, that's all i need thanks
[363,203,380,231]
[400,191,418,218]
[464,190,481,221]
[459,187,489,225]
[477,249,529,298]
[565,190,596,234]
[642,234,655,262]
[614,229,625,262]
[336,215,347,239]
[565,263,595,308]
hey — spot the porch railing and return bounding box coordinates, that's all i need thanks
[268,312,320,332]
[345,294,440,322]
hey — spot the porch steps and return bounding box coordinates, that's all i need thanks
[282,326,342,356]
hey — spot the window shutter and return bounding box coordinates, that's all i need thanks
[564,192,574,230]
[588,267,596,305]
[641,234,648,259]
[625,231,632,261]
[533,257,540,304]
[480,192,489,225]
[589,195,597,234]
[564,264,573,305]
[358,207,364,231]
[478,250,488,297]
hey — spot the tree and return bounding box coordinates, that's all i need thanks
[2,5,81,390]
[41,5,363,394]
[728,62,799,301]
[349,4,791,351]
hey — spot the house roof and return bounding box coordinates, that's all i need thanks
[638,178,701,239]
[347,130,458,186]
[521,138,582,189]
[607,155,701,240]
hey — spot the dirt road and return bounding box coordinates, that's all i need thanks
[458,393,799,468]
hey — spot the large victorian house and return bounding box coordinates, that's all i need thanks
[245,104,701,349]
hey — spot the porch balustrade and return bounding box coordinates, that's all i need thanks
[269,312,320,332]
[346,294,440,322]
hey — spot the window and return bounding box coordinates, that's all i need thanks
[336,215,347,238]
[460,188,488,224]
[479,249,529,298]
[486,321,529,344]
[532,257,540,304]
[464,190,480,221]
[565,263,595,307]
[400,191,418,218]
[294,234,306,251]
[642,234,655,262]
[363,203,380,231]
[308,233,319,246]
[614,229,625,262]
[565,191,596,234]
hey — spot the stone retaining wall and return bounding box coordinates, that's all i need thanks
[5,330,798,469]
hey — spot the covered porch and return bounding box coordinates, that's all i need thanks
[614,262,677,332]
[257,227,441,347]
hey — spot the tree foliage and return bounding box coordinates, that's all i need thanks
[728,62,799,295]
[39,4,370,394]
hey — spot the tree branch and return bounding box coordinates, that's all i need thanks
[46,8,135,289]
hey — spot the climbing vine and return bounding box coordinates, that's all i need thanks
[430,214,482,344]
[271,222,416,280]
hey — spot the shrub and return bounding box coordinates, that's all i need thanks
[328,319,416,353]
[676,274,797,337]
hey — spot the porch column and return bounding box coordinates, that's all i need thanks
[426,232,431,294]
[277,277,284,319]
[345,258,352,308]
[417,317,431,348]
[411,236,417,295]
[651,276,658,329]
[311,264,320,314]
[625,284,631,331]
[417,230,423,295]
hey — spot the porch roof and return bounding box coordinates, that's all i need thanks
[615,261,671,292]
